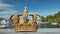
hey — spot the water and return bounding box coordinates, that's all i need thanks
[7,23,60,29]
[0,23,60,29]
[38,23,60,29]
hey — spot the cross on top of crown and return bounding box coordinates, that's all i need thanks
[24,6,27,10]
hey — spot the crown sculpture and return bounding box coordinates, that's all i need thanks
[10,6,40,32]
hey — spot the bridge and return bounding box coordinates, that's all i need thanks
[0,28,60,34]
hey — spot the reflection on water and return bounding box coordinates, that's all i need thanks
[0,19,60,29]
[38,23,60,29]
[0,22,60,29]
[7,23,60,29]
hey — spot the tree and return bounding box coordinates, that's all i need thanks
[53,11,60,23]
[46,15,53,24]
[41,16,46,22]
[0,18,3,21]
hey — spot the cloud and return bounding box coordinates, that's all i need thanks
[0,0,14,10]
[0,3,13,7]
[0,0,4,3]
[0,0,19,18]
[0,9,18,15]
[0,3,14,10]
[0,9,19,18]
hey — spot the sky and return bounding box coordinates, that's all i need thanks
[0,0,60,18]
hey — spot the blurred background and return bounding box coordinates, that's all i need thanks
[0,0,60,29]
